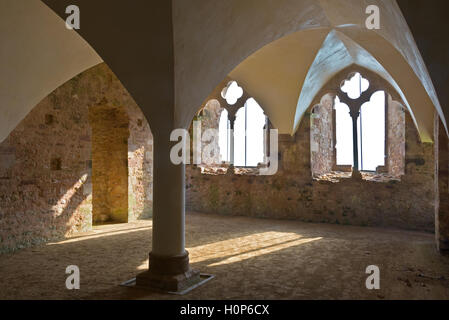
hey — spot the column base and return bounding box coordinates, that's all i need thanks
[136,251,200,292]
[351,170,363,180]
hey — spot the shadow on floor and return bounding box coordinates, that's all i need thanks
[1,212,448,300]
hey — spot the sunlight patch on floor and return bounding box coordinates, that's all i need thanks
[187,231,322,267]
[47,224,152,245]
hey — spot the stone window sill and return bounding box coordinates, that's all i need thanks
[193,163,268,176]
[313,171,402,183]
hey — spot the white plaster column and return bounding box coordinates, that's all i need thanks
[136,131,199,291]
[151,134,185,256]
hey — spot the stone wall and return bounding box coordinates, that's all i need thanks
[310,94,334,177]
[0,63,153,253]
[435,115,449,252]
[128,103,153,221]
[387,96,406,176]
[89,104,129,224]
[186,111,436,232]
[199,99,224,166]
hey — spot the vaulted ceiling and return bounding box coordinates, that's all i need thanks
[0,0,447,143]
[0,0,101,142]
[397,0,449,134]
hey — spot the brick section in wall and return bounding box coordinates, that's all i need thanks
[89,104,129,224]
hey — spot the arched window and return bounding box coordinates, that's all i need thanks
[340,72,369,99]
[196,80,270,174]
[334,96,353,166]
[234,98,267,167]
[310,69,405,181]
[334,91,386,171]
[357,91,386,171]
[334,73,386,172]
[218,109,230,163]
[221,81,243,105]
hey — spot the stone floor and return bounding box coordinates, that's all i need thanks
[0,212,448,300]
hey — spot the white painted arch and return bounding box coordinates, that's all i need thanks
[0,0,445,144]
[0,0,102,143]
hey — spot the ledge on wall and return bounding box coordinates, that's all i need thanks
[198,164,228,175]
[191,162,269,176]
[313,171,402,183]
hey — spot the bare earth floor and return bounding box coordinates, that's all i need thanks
[1,212,448,300]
